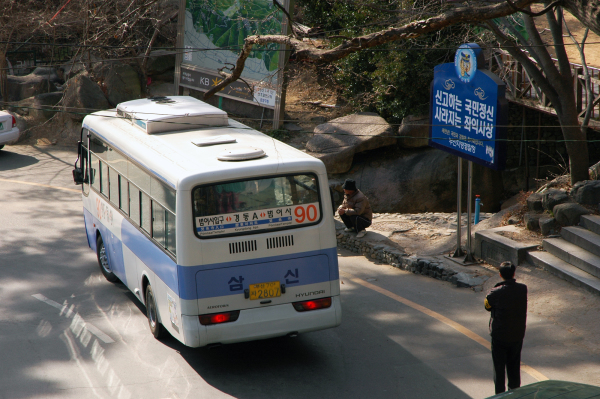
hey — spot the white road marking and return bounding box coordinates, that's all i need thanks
[33,294,115,344]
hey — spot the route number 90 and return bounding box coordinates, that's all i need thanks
[295,204,318,223]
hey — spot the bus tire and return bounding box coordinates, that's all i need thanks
[145,284,165,339]
[96,234,118,282]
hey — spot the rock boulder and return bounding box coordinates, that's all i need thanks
[305,112,396,174]
[329,147,504,213]
[526,193,543,211]
[554,203,590,226]
[17,92,64,120]
[539,216,558,235]
[63,74,110,121]
[6,73,57,102]
[524,213,542,231]
[397,115,429,148]
[145,50,175,78]
[542,189,570,211]
[571,180,600,205]
[94,62,141,106]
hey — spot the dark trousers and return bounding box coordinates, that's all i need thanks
[340,214,372,233]
[491,338,523,394]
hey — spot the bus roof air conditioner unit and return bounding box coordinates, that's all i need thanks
[116,96,228,134]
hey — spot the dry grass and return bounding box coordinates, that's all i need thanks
[501,190,532,226]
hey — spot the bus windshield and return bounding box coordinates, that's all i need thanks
[193,173,321,237]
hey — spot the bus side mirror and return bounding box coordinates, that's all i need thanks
[73,141,85,185]
[73,167,84,185]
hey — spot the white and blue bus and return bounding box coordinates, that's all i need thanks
[72,96,341,347]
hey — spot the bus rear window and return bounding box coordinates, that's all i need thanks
[192,174,321,237]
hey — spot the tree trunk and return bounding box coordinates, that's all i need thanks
[562,0,600,37]
[0,51,6,109]
[556,106,590,183]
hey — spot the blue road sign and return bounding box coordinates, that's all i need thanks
[429,43,508,170]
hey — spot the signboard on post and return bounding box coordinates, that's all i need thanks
[179,0,290,124]
[429,43,508,170]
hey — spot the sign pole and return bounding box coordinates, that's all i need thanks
[464,160,475,262]
[453,157,464,257]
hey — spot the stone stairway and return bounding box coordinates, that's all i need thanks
[528,215,600,294]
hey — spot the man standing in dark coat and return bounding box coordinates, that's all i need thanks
[485,261,528,394]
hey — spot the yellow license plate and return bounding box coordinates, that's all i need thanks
[249,281,281,300]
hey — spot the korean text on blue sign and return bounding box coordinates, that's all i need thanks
[428,43,508,170]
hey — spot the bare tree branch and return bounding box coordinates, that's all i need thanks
[505,0,563,17]
[546,7,571,77]
[564,19,592,134]
[204,0,537,100]
[485,20,560,107]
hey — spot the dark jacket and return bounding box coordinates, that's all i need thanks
[485,279,527,343]
[338,190,373,221]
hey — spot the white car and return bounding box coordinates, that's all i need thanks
[0,111,19,150]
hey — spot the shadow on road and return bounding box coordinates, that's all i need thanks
[0,149,39,171]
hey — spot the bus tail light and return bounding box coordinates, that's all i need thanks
[199,310,240,326]
[12,115,16,128]
[292,297,332,312]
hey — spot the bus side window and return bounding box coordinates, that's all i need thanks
[141,192,151,233]
[166,210,176,255]
[100,161,109,198]
[119,176,129,215]
[90,154,100,192]
[152,201,166,247]
[129,185,141,225]
[109,167,119,206]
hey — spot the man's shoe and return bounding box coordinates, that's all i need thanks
[344,228,355,232]
[356,231,367,238]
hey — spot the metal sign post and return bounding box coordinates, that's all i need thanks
[429,42,508,265]
[464,161,475,262]
[453,157,464,258]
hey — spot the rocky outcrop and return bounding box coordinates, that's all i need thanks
[526,193,543,211]
[93,62,141,106]
[542,189,571,211]
[145,50,175,82]
[330,147,504,213]
[30,67,64,85]
[305,112,396,174]
[554,203,590,226]
[539,216,558,235]
[16,92,63,120]
[571,180,600,205]
[524,213,542,231]
[5,73,57,102]
[397,115,429,148]
[63,74,110,121]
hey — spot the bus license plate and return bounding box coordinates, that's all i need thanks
[249,281,281,300]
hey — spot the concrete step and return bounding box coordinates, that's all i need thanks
[543,237,600,278]
[580,214,600,236]
[560,226,600,258]
[527,251,600,295]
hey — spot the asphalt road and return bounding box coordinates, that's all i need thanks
[0,144,598,399]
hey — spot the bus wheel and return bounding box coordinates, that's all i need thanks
[96,234,118,282]
[145,284,165,339]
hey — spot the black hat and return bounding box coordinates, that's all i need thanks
[342,179,357,191]
[499,261,516,279]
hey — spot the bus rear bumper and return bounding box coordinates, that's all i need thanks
[181,296,342,347]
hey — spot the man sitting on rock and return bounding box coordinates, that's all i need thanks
[337,179,372,238]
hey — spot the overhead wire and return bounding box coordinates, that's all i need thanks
[3,102,598,143]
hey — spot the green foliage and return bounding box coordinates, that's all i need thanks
[297,0,487,124]
[335,44,453,124]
